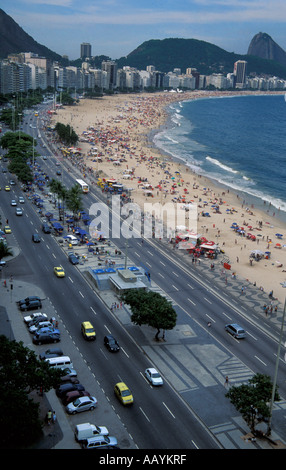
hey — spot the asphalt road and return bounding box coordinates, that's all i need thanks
[1,104,286,449]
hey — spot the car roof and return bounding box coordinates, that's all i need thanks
[82,321,93,327]
[116,382,129,390]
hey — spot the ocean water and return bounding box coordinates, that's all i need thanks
[153,94,286,222]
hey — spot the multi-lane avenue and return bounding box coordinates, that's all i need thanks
[1,105,286,449]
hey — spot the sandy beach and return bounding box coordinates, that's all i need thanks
[49,90,286,305]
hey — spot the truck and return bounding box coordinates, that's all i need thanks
[74,423,109,442]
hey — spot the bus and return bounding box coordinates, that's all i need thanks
[76,179,89,193]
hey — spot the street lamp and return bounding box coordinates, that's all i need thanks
[267,297,286,435]
[18,113,22,139]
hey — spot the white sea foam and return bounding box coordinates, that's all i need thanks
[206,156,238,174]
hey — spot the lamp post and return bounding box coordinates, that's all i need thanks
[18,113,22,140]
[267,297,286,435]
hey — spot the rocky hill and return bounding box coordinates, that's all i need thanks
[247,32,286,68]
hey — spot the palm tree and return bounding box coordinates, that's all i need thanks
[48,179,67,221]
[66,184,83,220]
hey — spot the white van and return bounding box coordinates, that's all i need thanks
[45,356,73,369]
[75,423,109,442]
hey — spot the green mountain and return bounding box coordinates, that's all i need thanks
[0,8,62,62]
[117,38,286,79]
[1,6,286,80]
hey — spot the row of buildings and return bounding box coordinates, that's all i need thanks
[1,50,286,95]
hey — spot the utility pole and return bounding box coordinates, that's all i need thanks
[267,298,286,435]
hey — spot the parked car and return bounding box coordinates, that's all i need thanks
[60,367,77,378]
[145,368,164,386]
[56,383,85,398]
[33,331,61,345]
[39,348,63,360]
[28,315,48,327]
[59,375,79,385]
[17,296,41,306]
[75,423,109,442]
[104,334,120,352]
[32,233,41,242]
[114,382,133,405]
[62,391,91,406]
[68,252,79,265]
[19,299,42,311]
[65,235,79,245]
[81,435,118,449]
[23,312,47,324]
[29,321,54,334]
[4,226,11,234]
[66,396,97,415]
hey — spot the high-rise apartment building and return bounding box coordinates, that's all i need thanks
[101,60,117,89]
[80,43,92,59]
[233,60,247,88]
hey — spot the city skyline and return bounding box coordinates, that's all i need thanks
[3,1,286,61]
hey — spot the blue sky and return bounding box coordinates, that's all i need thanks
[3,1,286,60]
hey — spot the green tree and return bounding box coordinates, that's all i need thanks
[0,241,13,262]
[48,178,67,221]
[121,289,177,341]
[0,336,63,448]
[225,373,280,434]
[66,184,83,219]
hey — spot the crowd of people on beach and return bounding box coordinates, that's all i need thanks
[40,90,286,305]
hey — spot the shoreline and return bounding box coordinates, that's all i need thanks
[48,90,286,304]
[149,92,286,225]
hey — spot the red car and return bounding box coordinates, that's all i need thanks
[62,390,91,406]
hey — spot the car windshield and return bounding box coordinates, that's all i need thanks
[151,372,161,378]
[121,389,131,396]
[86,328,95,333]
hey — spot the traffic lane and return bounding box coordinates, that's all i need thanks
[194,296,286,394]
[91,331,217,449]
[37,260,217,449]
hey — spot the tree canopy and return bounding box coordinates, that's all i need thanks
[121,289,177,340]
[225,373,280,434]
[0,336,63,448]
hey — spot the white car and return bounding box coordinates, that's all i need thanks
[19,197,25,203]
[23,312,47,324]
[29,320,53,333]
[15,208,23,216]
[66,396,98,414]
[145,368,164,386]
[65,235,79,245]
[11,200,17,206]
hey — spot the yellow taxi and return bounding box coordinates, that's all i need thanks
[81,321,96,340]
[53,266,65,277]
[4,225,11,234]
[5,185,10,191]
[114,382,133,406]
